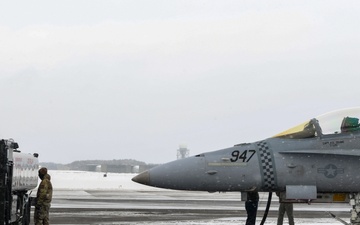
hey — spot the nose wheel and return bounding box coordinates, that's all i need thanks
[349,193,360,225]
[328,193,360,225]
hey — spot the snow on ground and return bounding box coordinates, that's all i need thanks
[49,170,157,191]
[117,218,342,225]
[46,170,349,225]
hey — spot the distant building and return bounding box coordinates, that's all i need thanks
[177,144,189,159]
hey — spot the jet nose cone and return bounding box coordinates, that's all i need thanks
[132,171,150,185]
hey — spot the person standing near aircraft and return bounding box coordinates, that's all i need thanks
[245,191,259,225]
[276,192,295,225]
[34,167,53,225]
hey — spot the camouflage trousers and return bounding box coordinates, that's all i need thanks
[277,202,294,225]
[34,204,50,225]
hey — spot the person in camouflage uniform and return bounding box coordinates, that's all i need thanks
[34,167,53,225]
[276,192,295,225]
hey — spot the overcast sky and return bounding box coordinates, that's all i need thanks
[0,1,359,164]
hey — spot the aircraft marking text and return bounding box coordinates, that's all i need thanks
[322,140,344,147]
[208,162,247,166]
[230,150,256,162]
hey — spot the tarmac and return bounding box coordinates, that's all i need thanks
[33,189,351,225]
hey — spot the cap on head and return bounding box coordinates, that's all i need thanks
[38,167,48,175]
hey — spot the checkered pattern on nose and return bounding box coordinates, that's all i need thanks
[257,141,276,190]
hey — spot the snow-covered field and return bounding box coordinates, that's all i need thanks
[49,170,154,191]
[45,170,349,225]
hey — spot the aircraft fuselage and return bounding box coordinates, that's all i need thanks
[133,131,360,194]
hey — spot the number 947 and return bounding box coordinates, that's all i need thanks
[230,150,256,163]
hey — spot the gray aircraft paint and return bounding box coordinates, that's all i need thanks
[132,107,360,224]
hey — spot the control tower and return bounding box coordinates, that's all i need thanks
[177,144,190,159]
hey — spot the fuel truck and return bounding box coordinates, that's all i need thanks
[0,139,39,225]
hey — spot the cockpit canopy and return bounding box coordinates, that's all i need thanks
[274,107,360,139]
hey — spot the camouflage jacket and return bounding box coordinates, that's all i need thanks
[36,174,53,207]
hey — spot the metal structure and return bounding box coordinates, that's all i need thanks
[177,145,189,159]
[0,139,39,225]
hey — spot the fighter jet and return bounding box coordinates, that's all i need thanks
[132,107,360,225]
